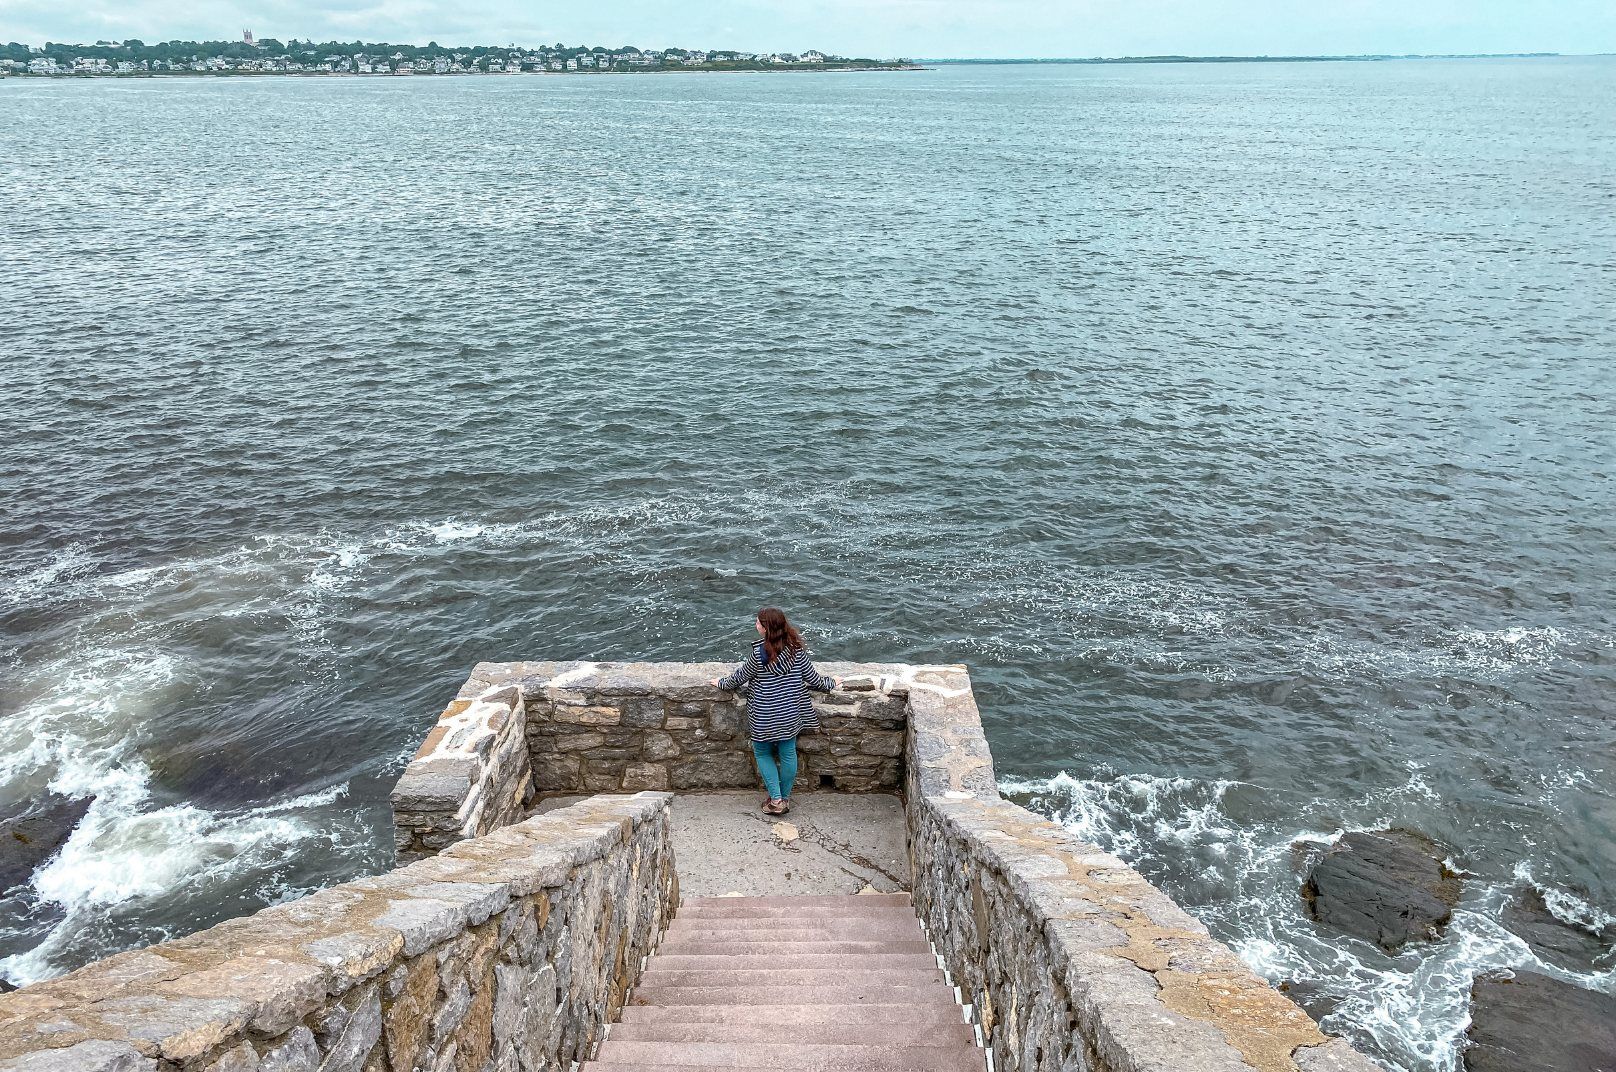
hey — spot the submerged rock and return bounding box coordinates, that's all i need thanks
[1278,978,1344,1024]
[0,792,93,891]
[1465,969,1616,1072]
[1299,828,1461,950]
[1501,888,1614,973]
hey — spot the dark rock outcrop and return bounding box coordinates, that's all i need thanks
[1299,828,1461,950]
[0,792,93,891]
[1502,888,1614,973]
[1278,978,1344,1023]
[1465,969,1616,1072]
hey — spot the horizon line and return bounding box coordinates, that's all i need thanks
[916,51,1597,62]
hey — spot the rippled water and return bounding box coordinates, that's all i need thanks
[2,59,1614,1069]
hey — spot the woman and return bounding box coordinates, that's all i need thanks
[712,607,840,815]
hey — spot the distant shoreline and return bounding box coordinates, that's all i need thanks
[1,65,922,81]
[921,52,1569,65]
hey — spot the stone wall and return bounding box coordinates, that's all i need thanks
[902,666,1383,1072]
[0,793,676,1072]
[433,661,912,799]
[391,683,533,864]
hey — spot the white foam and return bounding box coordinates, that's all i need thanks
[0,544,99,606]
[1001,768,1616,1072]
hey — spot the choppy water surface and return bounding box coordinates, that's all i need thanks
[2,59,1614,1068]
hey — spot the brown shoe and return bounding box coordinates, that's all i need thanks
[763,799,785,815]
[777,798,791,814]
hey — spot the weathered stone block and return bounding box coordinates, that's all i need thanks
[312,983,381,1072]
[642,732,679,761]
[707,705,742,740]
[532,754,581,792]
[200,1042,260,1072]
[620,699,665,729]
[621,764,670,792]
[548,706,621,727]
[553,732,607,752]
[382,956,436,1072]
[259,1026,319,1072]
[669,753,757,790]
[0,1040,156,1072]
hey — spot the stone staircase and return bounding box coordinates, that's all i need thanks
[584,893,986,1072]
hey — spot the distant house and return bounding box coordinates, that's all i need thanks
[801,50,827,63]
[566,58,578,70]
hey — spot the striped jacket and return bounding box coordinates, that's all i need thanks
[717,642,833,743]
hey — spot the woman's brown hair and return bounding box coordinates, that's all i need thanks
[757,607,804,666]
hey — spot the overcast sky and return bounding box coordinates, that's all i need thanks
[4,0,1614,57]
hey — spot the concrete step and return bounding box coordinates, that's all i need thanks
[588,1066,977,1072]
[649,953,940,971]
[628,983,953,1007]
[618,1003,968,1026]
[656,940,936,956]
[593,1041,984,1071]
[640,968,946,989]
[607,1022,975,1047]
[682,894,912,909]
[664,922,926,940]
[678,904,917,920]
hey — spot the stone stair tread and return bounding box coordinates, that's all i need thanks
[650,954,940,970]
[642,968,946,988]
[682,894,911,908]
[664,923,926,939]
[618,1004,969,1026]
[629,984,954,1006]
[586,1065,980,1072]
[613,895,981,1070]
[677,904,918,919]
[656,941,935,956]
[593,1041,984,1071]
[607,1023,975,1046]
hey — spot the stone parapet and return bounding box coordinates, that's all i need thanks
[901,665,1382,1072]
[0,793,676,1072]
[439,661,917,801]
[390,682,534,863]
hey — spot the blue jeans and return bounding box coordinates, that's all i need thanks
[752,738,798,800]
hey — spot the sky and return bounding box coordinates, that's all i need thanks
[3,0,1614,58]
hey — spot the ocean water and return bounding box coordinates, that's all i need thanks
[2,59,1613,1069]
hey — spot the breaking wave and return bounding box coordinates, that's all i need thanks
[1002,769,1616,1072]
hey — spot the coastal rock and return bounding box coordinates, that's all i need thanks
[1465,969,1616,1072]
[1299,829,1461,950]
[1,793,93,891]
[1278,978,1345,1024]
[1500,888,1614,973]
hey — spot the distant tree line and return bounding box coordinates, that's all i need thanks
[0,38,890,65]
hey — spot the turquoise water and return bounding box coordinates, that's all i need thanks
[1,59,1613,1068]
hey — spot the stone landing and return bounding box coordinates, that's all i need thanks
[537,791,910,897]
